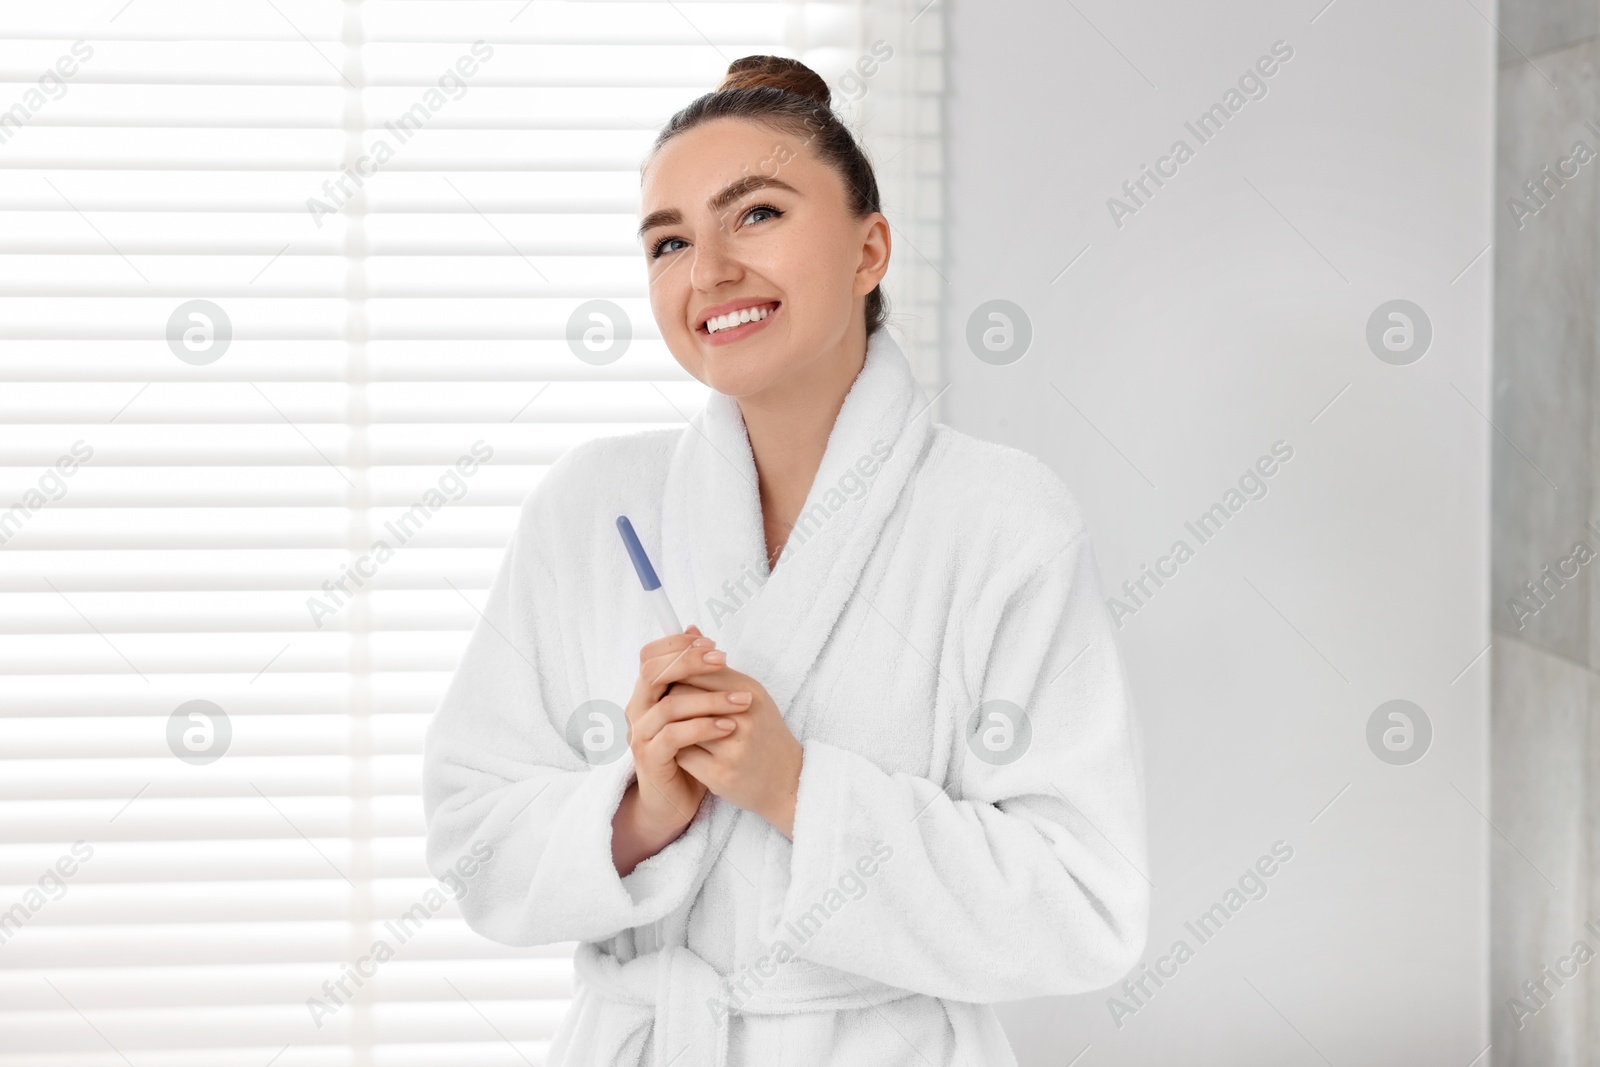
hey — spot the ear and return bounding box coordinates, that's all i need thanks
[853,211,891,298]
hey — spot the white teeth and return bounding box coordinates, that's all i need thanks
[705,304,773,334]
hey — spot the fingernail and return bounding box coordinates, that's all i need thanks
[692,638,712,648]
[703,650,726,664]
[715,718,734,729]
[728,691,751,705]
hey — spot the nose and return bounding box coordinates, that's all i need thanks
[688,226,743,294]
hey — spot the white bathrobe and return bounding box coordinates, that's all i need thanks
[422,326,1150,1067]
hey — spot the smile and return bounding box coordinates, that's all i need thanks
[698,301,781,344]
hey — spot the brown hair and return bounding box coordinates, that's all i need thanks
[645,55,889,339]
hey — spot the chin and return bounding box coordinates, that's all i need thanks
[686,343,787,399]
[700,362,780,400]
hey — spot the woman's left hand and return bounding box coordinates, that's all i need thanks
[669,663,803,838]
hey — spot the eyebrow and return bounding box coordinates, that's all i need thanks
[636,175,802,240]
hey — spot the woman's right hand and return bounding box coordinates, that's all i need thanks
[611,625,754,875]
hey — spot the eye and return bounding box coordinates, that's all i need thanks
[742,202,783,226]
[647,203,785,260]
[649,235,687,260]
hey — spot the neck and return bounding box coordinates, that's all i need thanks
[736,322,870,559]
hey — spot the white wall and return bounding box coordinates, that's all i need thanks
[938,1,1494,1062]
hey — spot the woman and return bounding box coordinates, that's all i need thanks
[423,55,1149,1067]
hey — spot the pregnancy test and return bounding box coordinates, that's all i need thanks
[616,515,683,636]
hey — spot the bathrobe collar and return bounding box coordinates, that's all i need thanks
[658,325,934,733]
[649,327,937,952]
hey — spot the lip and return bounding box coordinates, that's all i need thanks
[695,299,781,347]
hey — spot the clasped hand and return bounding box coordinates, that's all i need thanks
[612,625,802,874]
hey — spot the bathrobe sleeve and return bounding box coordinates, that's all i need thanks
[775,525,1150,1001]
[421,448,712,947]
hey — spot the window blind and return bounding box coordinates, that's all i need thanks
[0,1,944,1064]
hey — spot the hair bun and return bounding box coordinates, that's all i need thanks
[716,55,831,109]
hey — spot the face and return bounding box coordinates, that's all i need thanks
[638,116,889,400]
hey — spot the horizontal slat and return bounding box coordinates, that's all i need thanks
[0,759,423,801]
[0,140,652,171]
[0,168,640,208]
[0,878,482,923]
[0,466,541,505]
[0,87,695,128]
[0,257,670,284]
[0,1045,550,1067]
[0,632,478,674]
[0,551,503,590]
[0,674,454,717]
[0,424,652,465]
[0,835,444,880]
[0,1002,568,1055]
[0,382,704,424]
[0,715,430,758]
[0,340,693,379]
[2,0,855,38]
[0,508,520,549]
[0,818,436,846]
[1,0,841,36]
[0,878,581,931]
[0,957,572,1009]
[0,803,436,844]
[0,211,660,252]
[0,41,816,84]
[0,920,552,969]
[1,591,521,631]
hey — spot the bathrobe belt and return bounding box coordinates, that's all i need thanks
[571,940,917,1067]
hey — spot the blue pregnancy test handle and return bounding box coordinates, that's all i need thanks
[618,515,684,636]
[616,515,661,590]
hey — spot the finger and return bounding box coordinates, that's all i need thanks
[635,688,752,742]
[643,642,727,692]
[638,630,710,665]
[627,634,714,720]
[650,715,736,761]
[657,663,751,695]
[673,742,718,783]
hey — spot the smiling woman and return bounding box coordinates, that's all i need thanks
[634,56,895,571]
[424,53,1149,1067]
